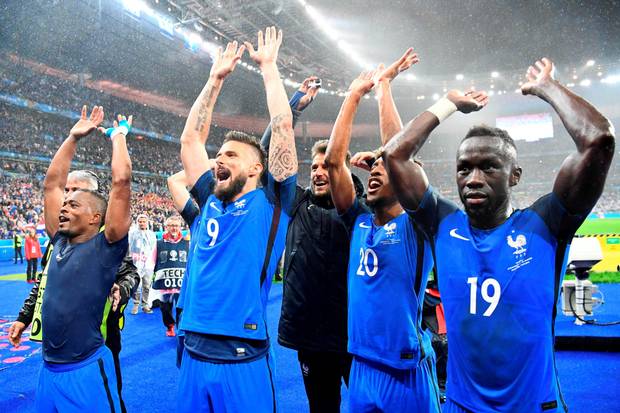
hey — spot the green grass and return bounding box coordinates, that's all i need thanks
[0,273,26,281]
[576,218,620,235]
[564,272,620,284]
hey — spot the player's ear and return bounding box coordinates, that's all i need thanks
[510,165,522,187]
[248,161,263,178]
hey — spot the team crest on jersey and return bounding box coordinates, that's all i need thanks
[384,222,397,236]
[506,231,532,271]
[381,222,401,245]
[234,199,247,209]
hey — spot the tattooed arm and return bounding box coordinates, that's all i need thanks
[245,27,297,182]
[180,41,245,186]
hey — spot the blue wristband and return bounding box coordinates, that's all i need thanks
[104,119,132,138]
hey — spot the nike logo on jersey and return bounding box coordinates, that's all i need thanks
[449,228,470,241]
[359,222,372,229]
[209,202,221,212]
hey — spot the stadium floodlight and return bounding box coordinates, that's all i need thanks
[586,59,595,67]
[579,79,591,87]
[432,93,439,100]
[455,74,464,80]
[122,0,146,17]
[405,73,416,81]
[491,71,499,78]
[601,74,620,84]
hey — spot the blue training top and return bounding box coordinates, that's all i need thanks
[411,187,588,413]
[41,231,128,363]
[341,199,434,370]
[179,170,296,341]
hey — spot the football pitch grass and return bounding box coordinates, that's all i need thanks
[577,217,620,235]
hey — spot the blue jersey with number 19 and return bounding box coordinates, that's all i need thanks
[179,170,297,340]
[341,199,434,370]
[411,187,588,413]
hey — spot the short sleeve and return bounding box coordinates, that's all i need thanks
[181,199,200,227]
[530,193,589,240]
[265,172,298,216]
[99,232,129,268]
[191,170,215,209]
[339,197,370,231]
[405,186,459,237]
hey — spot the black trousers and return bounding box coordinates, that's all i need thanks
[106,309,127,413]
[26,258,38,281]
[14,247,23,263]
[160,300,175,327]
[297,350,352,413]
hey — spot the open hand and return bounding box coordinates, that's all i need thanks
[244,26,282,68]
[348,70,376,97]
[446,89,489,113]
[210,41,245,80]
[70,105,104,139]
[109,283,121,312]
[374,48,419,83]
[521,57,556,96]
[8,321,25,347]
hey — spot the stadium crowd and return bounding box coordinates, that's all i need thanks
[0,57,618,239]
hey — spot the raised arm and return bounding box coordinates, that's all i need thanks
[245,27,297,182]
[43,105,104,237]
[384,90,488,210]
[167,170,191,213]
[325,71,375,214]
[260,75,320,152]
[521,58,615,214]
[374,48,419,145]
[100,115,132,243]
[180,42,245,186]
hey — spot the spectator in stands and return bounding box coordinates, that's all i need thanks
[24,226,42,283]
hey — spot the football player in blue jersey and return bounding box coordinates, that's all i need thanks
[176,27,298,413]
[325,50,441,413]
[36,107,132,411]
[384,57,615,413]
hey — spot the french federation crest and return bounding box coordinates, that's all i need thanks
[384,222,397,237]
[506,234,527,255]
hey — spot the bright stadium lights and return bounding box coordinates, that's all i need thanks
[579,79,591,87]
[455,74,464,80]
[586,59,596,67]
[432,93,439,101]
[488,90,495,96]
[122,0,146,16]
[601,74,620,84]
[405,73,416,81]
[299,1,372,70]
[491,71,499,78]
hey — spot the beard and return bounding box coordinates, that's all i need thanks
[214,173,247,203]
[366,194,397,210]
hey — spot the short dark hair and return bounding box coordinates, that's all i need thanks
[74,189,107,228]
[223,131,267,174]
[311,139,351,167]
[461,125,517,156]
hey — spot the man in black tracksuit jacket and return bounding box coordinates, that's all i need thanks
[262,81,364,412]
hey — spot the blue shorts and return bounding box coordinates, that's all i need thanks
[36,346,121,413]
[177,348,277,413]
[349,355,441,413]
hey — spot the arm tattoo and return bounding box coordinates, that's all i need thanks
[194,84,217,133]
[269,113,297,181]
